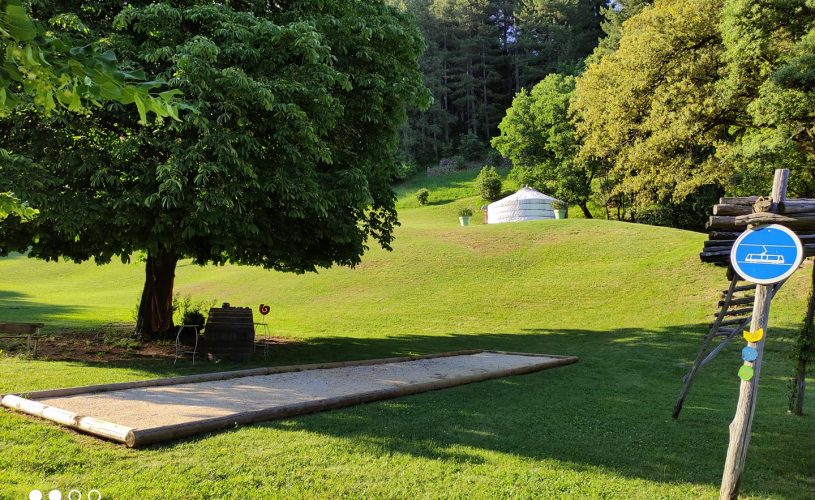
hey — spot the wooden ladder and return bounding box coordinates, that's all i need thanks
[672,273,781,418]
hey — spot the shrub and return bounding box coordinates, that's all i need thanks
[451,155,466,171]
[485,149,505,168]
[551,200,568,210]
[393,160,418,181]
[458,208,473,217]
[174,294,213,329]
[458,132,484,160]
[416,188,430,205]
[475,166,503,201]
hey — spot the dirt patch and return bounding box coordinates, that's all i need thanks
[0,329,300,363]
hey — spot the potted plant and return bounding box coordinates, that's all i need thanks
[552,200,567,219]
[458,208,473,226]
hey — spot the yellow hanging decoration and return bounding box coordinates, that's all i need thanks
[743,328,764,343]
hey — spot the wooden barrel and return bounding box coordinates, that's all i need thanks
[204,307,255,362]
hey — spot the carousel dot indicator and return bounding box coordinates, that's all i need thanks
[743,328,764,343]
[738,365,755,381]
[741,346,758,362]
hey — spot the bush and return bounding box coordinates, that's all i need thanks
[458,132,484,161]
[174,294,213,329]
[485,149,505,168]
[551,200,568,210]
[415,188,430,205]
[451,155,466,171]
[458,208,473,217]
[475,166,503,201]
[393,160,418,181]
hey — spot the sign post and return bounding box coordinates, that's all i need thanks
[719,169,802,499]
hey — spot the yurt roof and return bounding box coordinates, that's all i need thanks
[488,187,560,208]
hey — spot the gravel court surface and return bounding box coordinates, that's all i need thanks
[34,352,565,429]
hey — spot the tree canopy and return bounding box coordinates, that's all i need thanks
[571,0,815,224]
[716,0,815,198]
[1,0,180,120]
[571,0,729,219]
[0,0,428,336]
[492,73,598,217]
[0,0,184,221]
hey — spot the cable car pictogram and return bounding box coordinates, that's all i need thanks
[743,246,785,265]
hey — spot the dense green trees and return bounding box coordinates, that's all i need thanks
[569,0,815,225]
[718,0,815,198]
[392,0,602,164]
[0,1,427,337]
[573,0,727,220]
[493,74,597,217]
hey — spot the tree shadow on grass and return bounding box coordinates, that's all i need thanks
[253,327,809,497]
[0,290,85,326]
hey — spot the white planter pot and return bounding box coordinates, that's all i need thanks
[459,216,471,226]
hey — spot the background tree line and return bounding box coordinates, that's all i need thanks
[392,0,815,232]
[389,0,604,165]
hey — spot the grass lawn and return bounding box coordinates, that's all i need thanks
[0,172,813,498]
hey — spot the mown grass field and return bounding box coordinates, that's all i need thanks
[0,171,813,498]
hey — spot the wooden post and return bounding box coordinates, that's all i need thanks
[720,169,789,499]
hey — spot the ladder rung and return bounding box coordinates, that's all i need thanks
[719,317,751,326]
[718,297,754,307]
[733,284,757,292]
[721,307,754,317]
[713,328,737,338]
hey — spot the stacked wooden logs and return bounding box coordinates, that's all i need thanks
[701,196,815,265]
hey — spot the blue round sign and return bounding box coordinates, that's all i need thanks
[731,224,803,285]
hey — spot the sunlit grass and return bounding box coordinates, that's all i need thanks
[0,171,812,498]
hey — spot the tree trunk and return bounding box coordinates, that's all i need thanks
[512,17,520,92]
[135,250,179,340]
[481,44,489,141]
[793,357,807,415]
[791,263,815,415]
[578,202,593,219]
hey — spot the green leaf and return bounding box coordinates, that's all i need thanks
[4,0,37,41]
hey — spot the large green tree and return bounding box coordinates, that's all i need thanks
[0,0,428,337]
[571,0,731,221]
[0,0,183,221]
[492,73,598,217]
[716,0,815,197]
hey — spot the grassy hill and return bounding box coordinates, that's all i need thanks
[0,171,813,498]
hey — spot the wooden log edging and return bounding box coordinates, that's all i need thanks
[0,394,133,443]
[0,350,578,448]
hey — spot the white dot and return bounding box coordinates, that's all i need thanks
[49,491,62,500]
[29,491,43,500]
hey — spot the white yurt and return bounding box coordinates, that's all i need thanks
[486,187,562,224]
